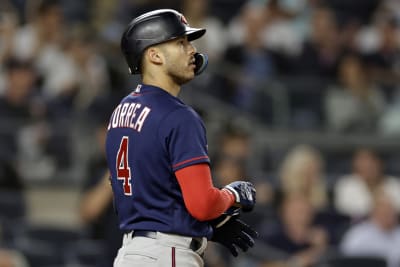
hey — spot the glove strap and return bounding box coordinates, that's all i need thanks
[224,186,240,203]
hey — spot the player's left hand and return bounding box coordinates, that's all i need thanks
[209,209,258,257]
[224,181,256,212]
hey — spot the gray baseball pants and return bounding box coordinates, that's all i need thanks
[113,231,208,267]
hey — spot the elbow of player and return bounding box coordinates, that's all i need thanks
[190,212,212,222]
[187,198,216,221]
[189,210,214,222]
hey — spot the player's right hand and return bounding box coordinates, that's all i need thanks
[210,214,258,257]
[224,181,256,212]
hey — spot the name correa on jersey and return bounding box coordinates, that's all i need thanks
[107,102,151,132]
[105,84,213,239]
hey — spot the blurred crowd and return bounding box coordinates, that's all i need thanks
[1,0,400,266]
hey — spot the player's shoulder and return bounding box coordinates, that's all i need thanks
[119,93,135,104]
[157,105,204,134]
[168,105,202,122]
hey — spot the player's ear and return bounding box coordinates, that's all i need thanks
[146,47,163,65]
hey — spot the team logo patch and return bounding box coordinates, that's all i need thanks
[181,15,188,25]
[135,84,142,93]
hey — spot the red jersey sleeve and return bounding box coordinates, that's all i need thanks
[175,163,235,221]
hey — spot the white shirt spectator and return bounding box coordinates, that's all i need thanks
[12,24,75,98]
[340,220,400,267]
[227,3,302,56]
[12,24,38,60]
[192,17,227,62]
[334,174,400,217]
[354,25,381,54]
[325,85,386,132]
[262,19,302,56]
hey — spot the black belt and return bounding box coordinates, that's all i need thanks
[126,230,203,252]
[132,230,157,239]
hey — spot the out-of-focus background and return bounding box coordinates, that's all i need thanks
[1,0,400,266]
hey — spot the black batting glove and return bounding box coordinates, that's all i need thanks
[224,181,256,212]
[210,207,240,228]
[210,215,258,257]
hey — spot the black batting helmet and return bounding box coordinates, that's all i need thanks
[121,9,206,75]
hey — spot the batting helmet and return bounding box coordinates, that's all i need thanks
[121,9,207,75]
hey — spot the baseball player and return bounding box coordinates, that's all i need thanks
[105,9,258,267]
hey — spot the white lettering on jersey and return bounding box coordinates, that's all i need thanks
[129,104,141,128]
[108,102,151,132]
[119,103,129,127]
[124,103,135,127]
[112,104,121,128]
[134,107,151,132]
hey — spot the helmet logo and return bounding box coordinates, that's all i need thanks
[180,15,188,25]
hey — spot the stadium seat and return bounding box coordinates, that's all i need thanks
[65,239,106,266]
[18,224,82,245]
[14,238,63,267]
[12,223,83,266]
[0,190,26,220]
[315,256,387,267]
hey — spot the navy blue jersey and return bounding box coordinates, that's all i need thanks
[105,84,212,238]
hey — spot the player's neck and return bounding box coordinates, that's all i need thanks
[142,74,181,97]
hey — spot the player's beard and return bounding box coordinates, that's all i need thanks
[164,54,194,85]
[169,69,193,86]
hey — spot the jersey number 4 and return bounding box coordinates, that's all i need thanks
[116,136,132,196]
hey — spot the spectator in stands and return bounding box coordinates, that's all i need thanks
[182,0,227,63]
[11,0,64,62]
[0,11,17,77]
[260,0,304,58]
[0,58,39,187]
[214,124,252,167]
[212,154,247,187]
[293,6,342,79]
[79,120,122,267]
[11,0,75,105]
[325,53,386,133]
[5,1,81,175]
[334,147,400,219]
[340,188,400,267]
[213,122,273,207]
[278,145,328,211]
[0,58,37,151]
[221,3,277,121]
[60,25,110,111]
[363,13,400,95]
[259,193,329,267]
[277,145,352,246]
[206,123,272,267]
[80,172,121,267]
